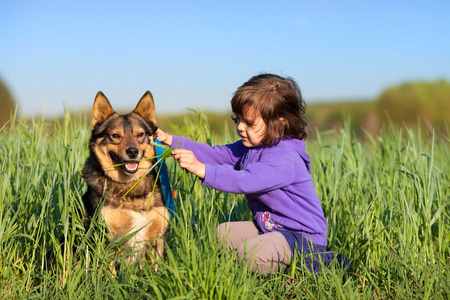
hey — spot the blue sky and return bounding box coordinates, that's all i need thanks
[1,0,449,117]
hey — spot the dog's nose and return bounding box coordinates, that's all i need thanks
[126,147,139,159]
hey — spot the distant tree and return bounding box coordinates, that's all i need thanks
[376,79,450,130]
[306,101,377,137]
[0,77,16,127]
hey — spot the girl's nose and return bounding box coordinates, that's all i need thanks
[236,120,245,131]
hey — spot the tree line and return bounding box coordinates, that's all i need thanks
[1,77,449,136]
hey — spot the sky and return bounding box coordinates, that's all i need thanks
[1,0,449,117]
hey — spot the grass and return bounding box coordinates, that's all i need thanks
[0,111,448,299]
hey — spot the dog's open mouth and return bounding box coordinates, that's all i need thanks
[109,152,140,175]
[123,162,139,174]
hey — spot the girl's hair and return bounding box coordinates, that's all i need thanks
[231,73,308,146]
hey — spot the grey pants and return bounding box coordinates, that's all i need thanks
[216,221,293,275]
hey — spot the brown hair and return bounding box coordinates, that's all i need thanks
[231,73,308,146]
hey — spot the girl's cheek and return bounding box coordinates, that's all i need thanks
[255,124,266,136]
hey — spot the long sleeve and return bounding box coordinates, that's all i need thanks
[171,135,244,167]
[202,144,299,194]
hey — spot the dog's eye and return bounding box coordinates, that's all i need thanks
[111,133,121,139]
[137,132,145,138]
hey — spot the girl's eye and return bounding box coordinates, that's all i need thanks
[231,115,239,124]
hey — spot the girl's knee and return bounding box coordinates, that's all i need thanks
[215,222,228,242]
[236,242,270,275]
[216,222,234,251]
[236,242,246,261]
[235,233,292,275]
[215,221,260,251]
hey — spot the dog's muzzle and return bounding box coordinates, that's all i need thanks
[109,150,141,175]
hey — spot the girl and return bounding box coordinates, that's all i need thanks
[156,73,347,275]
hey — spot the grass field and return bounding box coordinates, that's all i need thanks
[0,112,449,299]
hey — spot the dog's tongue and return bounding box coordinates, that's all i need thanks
[125,163,138,171]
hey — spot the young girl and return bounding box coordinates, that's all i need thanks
[156,73,347,275]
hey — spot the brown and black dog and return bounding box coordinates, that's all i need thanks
[82,91,169,266]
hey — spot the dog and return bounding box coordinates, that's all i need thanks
[82,91,169,267]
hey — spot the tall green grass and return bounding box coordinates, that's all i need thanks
[0,112,448,299]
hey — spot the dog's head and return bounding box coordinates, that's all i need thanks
[89,91,158,183]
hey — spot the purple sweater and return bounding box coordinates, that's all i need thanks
[171,136,328,246]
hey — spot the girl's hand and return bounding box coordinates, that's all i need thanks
[156,128,173,146]
[172,149,206,179]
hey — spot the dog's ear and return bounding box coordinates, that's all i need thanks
[133,91,156,124]
[92,92,115,127]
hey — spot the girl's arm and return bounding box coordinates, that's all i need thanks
[156,129,243,167]
[171,135,244,166]
[201,145,302,195]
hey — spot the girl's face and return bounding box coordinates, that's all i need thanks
[232,106,266,148]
